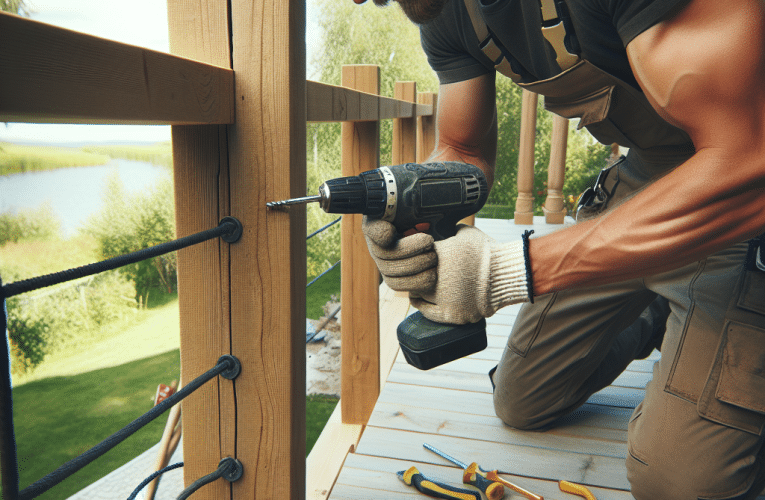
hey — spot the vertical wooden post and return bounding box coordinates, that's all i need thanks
[171,0,307,498]
[610,143,621,162]
[393,81,417,165]
[341,65,381,425]
[228,0,307,498]
[514,89,537,225]
[543,114,568,224]
[167,1,233,499]
[416,92,437,163]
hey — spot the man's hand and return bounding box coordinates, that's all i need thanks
[363,218,531,324]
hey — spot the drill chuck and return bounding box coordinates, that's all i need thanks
[318,167,397,221]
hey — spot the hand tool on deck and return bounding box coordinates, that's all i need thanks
[424,443,544,500]
[398,466,481,500]
[559,480,596,499]
[267,162,490,370]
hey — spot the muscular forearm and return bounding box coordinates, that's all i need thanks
[530,148,765,295]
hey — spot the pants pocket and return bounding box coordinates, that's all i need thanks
[699,268,765,436]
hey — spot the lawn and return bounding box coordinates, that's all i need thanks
[13,351,339,499]
[10,266,342,498]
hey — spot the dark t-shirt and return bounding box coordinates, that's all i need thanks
[420,0,691,89]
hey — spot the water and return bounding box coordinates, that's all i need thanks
[0,160,172,238]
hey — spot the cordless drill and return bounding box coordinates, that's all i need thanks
[267,161,490,370]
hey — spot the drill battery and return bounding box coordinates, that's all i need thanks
[397,311,487,370]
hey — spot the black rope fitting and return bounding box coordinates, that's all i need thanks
[218,354,241,380]
[307,216,341,241]
[177,458,243,500]
[219,216,243,244]
[16,355,241,500]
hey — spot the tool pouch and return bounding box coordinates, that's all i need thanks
[397,312,487,370]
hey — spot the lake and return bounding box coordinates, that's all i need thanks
[0,160,172,238]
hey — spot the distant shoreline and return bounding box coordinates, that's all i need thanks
[1,141,172,175]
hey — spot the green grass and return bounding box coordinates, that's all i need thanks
[14,350,181,500]
[0,143,111,175]
[12,351,339,498]
[82,142,173,168]
[306,264,341,319]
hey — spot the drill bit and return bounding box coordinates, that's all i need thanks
[266,194,322,209]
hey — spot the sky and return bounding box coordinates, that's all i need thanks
[1,0,320,145]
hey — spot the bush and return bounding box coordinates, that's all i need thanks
[86,174,177,298]
[3,267,137,374]
[0,205,61,246]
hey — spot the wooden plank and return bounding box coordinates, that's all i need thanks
[167,0,232,496]
[333,453,635,500]
[415,92,437,163]
[226,0,307,497]
[0,11,234,125]
[392,82,417,165]
[306,403,364,500]
[341,65,381,425]
[355,427,631,490]
[368,402,629,452]
[306,80,432,122]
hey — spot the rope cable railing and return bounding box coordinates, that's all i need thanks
[1,217,243,299]
[0,218,245,500]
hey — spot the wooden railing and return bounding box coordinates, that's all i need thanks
[2,3,587,499]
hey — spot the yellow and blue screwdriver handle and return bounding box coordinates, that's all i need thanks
[398,466,481,500]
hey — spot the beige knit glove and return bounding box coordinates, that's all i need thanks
[363,218,532,324]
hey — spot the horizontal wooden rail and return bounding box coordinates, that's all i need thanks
[0,12,234,125]
[307,80,433,123]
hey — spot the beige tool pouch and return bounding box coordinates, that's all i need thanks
[698,266,765,436]
[517,59,693,160]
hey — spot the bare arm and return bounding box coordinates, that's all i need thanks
[427,73,498,187]
[530,0,765,295]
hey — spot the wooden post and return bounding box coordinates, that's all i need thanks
[514,89,537,225]
[393,82,417,165]
[170,0,307,498]
[543,114,568,224]
[341,65,381,425]
[416,92,437,163]
[167,1,233,499]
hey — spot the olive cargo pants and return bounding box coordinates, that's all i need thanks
[491,153,765,499]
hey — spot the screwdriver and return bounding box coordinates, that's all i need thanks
[424,443,544,500]
[398,466,481,500]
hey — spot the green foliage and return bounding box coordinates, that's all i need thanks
[3,267,136,374]
[0,143,110,175]
[86,174,177,298]
[306,394,339,456]
[306,264,341,319]
[0,205,61,245]
[0,0,30,16]
[82,142,173,168]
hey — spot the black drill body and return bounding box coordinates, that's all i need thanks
[316,161,490,370]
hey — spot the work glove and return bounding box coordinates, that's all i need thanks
[363,217,532,324]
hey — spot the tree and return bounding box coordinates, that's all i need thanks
[0,0,31,16]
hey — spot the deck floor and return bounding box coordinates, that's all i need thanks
[327,218,760,500]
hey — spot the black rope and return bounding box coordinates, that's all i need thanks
[18,355,240,500]
[306,260,341,289]
[1,217,242,299]
[307,216,341,241]
[126,462,184,500]
[177,458,243,500]
[1,277,20,500]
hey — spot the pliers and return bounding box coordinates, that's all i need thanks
[559,480,596,499]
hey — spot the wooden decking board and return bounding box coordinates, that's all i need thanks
[335,453,636,500]
[326,219,666,499]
